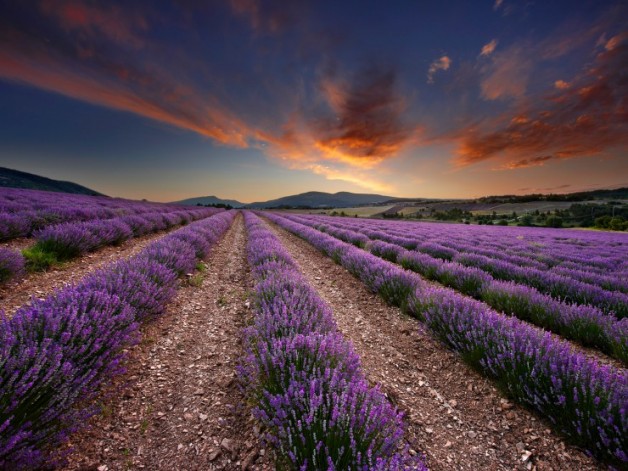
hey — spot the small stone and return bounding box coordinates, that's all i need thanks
[467,431,477,439]
[516,442,526,453]
[425,428,434,434]
[242,449,258,470]
[221,438,235,452]
[448,399,457,407]
[522,450,533,462]
[208,449,221,461]
[177,444,184,451]
[199,413,208,421]
[444,441,452,448]
[97,466,108,471]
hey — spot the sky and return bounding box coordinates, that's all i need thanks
[0,0,626,203]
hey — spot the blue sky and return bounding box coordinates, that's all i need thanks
[0,0,626,202]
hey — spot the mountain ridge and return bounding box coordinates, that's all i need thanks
[0,167,104,196]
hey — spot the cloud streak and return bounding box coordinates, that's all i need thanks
[480,39,498,57]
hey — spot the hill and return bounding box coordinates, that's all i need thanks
[0,167,104,196]
[247,191,397,209]
[171,195,245,208]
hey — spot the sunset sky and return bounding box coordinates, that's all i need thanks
[0,0,626,202]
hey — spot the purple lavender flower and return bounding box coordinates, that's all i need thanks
[0,248,25,284]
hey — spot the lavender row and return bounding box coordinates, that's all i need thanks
[288,215,628,317]
[277,215,628,362]
[295,214,628,293]
[0,186,216,241]
[31,208,218,260]
[0,211,235,469]
[264,212,627,466]
[0,208,222,285]
[292,214,627,277]
[241,212,424,470]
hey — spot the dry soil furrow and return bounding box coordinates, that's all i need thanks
[0,229,177,316]
[265,218,601,471]
[62,213,270,471]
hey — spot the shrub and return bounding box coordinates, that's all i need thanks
[0,248,25,283]
[0,289,137,469]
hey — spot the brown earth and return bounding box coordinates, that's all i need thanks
[61,213,273,471]
[263,217,602,471]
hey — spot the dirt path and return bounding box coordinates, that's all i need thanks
[0,230,174,317]
[62,213,271,471]
[264,218,601,471]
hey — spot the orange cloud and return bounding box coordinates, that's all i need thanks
[554,80,570,89]
[480,46,531,100]
[427,56,451,83]
[456,33,628,167]
[605,32,628,51]
[0,39,252,147]
[480,39,498,57]
[496,155,555,170]
[257,65,413,172]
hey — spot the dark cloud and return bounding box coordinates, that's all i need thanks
[456,32,628,166]
[499,155,554,170]
[313,64,411,164]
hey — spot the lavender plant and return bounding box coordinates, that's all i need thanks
[0,248,25,284]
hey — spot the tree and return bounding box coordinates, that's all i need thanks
[519,214,533,226]
[546,216,563,228]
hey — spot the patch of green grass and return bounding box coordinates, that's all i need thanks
[196,261,207,272]
[188,273,204,287]
[140,418,149,434]
[22,245,60,271]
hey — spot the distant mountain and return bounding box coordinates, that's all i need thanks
[0,167,104,196]
[247,191,397,209]
[172,195,245,208]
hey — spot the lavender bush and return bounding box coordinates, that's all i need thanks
[416,287,627,464]
[0,248,25,284]
[242,212,425,470]
[81,258,179,323]
[0,289,137,469]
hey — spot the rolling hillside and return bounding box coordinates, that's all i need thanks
[0,167,104,196]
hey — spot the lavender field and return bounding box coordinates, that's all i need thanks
[0,193,626,470]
